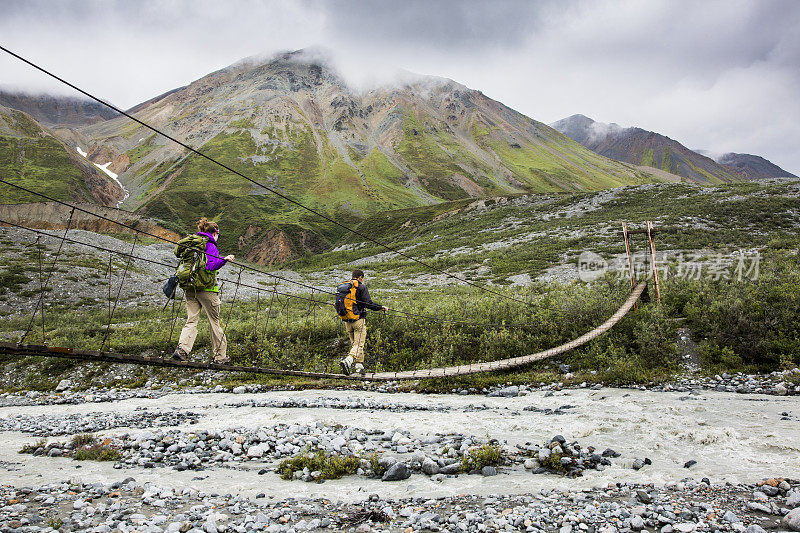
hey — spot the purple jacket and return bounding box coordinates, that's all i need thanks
[198,232,227,271]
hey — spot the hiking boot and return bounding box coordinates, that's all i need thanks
[354,363,365,376]
[172,347,188,362]
[214,355,230,364]
[339,357,353,376]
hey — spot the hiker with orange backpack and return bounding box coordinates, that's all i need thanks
[335,269,387,375]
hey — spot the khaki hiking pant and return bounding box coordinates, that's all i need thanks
[178,289,227,359]
[345,318,367,363]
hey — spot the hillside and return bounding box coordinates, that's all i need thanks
[0,105,123,206]
[64,51,676,263]
[550,114,744,184]
[0,90,119,128]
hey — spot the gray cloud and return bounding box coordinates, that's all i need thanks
[0,0,797,173]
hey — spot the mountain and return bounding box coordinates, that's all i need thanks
[0,105,124,206]
[550,114,743,184]
[0,91,119,128]
[716,153,797,180]
[64,51,675,263]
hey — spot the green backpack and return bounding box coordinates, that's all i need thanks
[174,234,217,291]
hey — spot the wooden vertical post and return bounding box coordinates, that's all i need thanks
[622,222,636,290]
[646,220,661,303]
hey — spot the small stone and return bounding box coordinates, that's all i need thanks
[56,379,73,391]
[761,485,779,497]
[683,460,697,468]
[632,459,645,470]
[637,490,653,504]
[774,384,788,395]
[631,516,645,531]
[786,490,800,508]
[232,386,246,394]
[722,511,741,523]
[746,525,767,533]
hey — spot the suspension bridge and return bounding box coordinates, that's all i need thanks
[0,46,656,382]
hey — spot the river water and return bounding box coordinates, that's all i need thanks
[1,388,797,501]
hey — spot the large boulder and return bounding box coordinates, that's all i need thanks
[382,462,411,481]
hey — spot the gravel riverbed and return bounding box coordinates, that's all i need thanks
[1,387,799,532]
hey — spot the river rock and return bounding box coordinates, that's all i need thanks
[382,462,411,481]
[421,458,439,475]
[489,386,519,398]
[786,490,800,508]
[439,463,461,475]
[481,466,497,476]
[760,484,779,497]
[56,379,73,392]
[784,508,800,531]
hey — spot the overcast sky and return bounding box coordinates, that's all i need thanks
[1,0,798,173]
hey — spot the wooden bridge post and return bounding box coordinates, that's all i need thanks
[646,221,661,303]
[622,222,636,290]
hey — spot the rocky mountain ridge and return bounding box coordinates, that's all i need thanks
[716,152,797,180]
[550,114,744,184]
[0,90,119,128]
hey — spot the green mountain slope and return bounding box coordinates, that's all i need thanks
[71,51,677,263]
[0,106,122,205]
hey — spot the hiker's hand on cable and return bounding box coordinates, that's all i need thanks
[382,306,388,311]
[224,254,235,261]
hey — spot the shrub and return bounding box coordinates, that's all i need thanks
[276,449,360,481]
[368,452,386,477]
[461,443,503,472]
[19,438,47,454]
[72,444,122,461]
[71,434,96,448]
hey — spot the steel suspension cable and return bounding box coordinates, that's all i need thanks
[0,45,531,306]
[0,178,464,324]
[0,206,540,329]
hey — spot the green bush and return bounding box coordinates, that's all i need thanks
[682,256,800,368]
[72,444,122,462]
[276,449,360,481]
[461,443,503,472]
